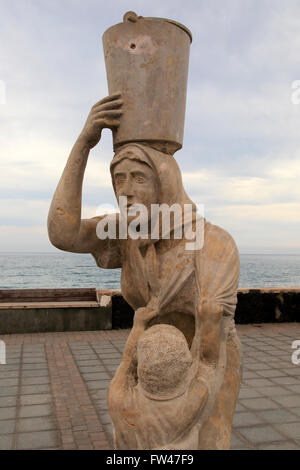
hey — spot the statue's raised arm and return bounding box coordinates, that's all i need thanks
[47,93,122,260]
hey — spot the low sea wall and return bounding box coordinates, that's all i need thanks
[0,287,299,334]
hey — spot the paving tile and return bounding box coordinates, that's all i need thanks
[23,346,44,351]
[235,403,247,412]
[289,408,300,417]
[0,435,13,450]
[233,412,264,427]
[22,358,47,364]
[0,378,18,387]
[256,369,288,378]
[239,397,278,411]
[0,419,15,435]
[96,353,121,359]
[95,399,108,410]
[256,386,293,397]
[99,412,111,425]
[241,371,259,379]
[238,425,286,444]
[18,416,57,432]
[21,384,51,395]
[272,395,300,408]
[0,407,16,420]
[272,376,300,385]
[238,388,262,399]
[274,422,300,440]
[243,378,274,388]
[20,394,52,406]
[256,408,299,424]
[22,364,47,370]
[106,365,118,373]
[6,358,20,364]
[230,432,251,449]
[76,360,101,366]
[22,376,50,385]
[246,363,270,371]
[285,384,300,394]
[0,386,18,397]
[103,423,114,446]
[90,389,108,400]
[72,354,97,360]
[102,358,121,365]
[93,347,117,352]
[0,371,19,379]
[78,366,106,374]
[19,404,53,418]
[257,441,300,450]
[21,369,49,378]
[0,396,17,407]
[86,380,111,390]
[82,372,110,381]
[23,354,46,359]
[0,365,19,371]
[16,430,60,450]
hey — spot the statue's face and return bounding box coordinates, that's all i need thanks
[113,158,159,217]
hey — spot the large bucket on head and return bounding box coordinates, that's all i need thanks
[102,11,192,154]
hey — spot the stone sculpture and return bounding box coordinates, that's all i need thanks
[48,12,242,450]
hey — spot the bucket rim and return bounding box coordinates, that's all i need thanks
[102,14,192,44]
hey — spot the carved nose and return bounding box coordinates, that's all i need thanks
[120,180,133,197]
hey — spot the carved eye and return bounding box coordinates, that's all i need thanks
[115,175,126,185]
[134,175,146,183]
[130,43,136,49]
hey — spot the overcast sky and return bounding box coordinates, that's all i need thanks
[1,0,300,253]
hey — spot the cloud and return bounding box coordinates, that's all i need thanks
[0,225,52,252]
[0,0,300,252]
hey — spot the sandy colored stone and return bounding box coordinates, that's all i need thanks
[47,11,241,450]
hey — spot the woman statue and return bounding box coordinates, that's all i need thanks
[48,93,242,450]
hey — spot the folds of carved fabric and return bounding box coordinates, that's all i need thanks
[137,324,192,399]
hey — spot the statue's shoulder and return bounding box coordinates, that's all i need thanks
[203,219,239,259]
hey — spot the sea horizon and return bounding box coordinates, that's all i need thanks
[1,252,300,290]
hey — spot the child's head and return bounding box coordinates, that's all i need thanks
[137,324,193,399]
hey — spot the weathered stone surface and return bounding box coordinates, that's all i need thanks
[47,11,241,450]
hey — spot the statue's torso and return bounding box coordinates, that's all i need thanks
[120,237,197,345]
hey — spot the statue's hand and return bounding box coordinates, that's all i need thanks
[79,92,123,149]
[134,305,159,328]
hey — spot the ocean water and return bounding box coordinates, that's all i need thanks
[0,252,300,290]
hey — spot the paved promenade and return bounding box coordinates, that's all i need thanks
[0,323,300,450]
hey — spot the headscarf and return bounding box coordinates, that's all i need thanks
[110,143,195,211]
[110,143,198,305]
